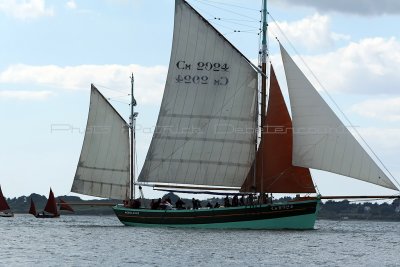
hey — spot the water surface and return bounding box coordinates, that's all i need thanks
[1,215,399,266]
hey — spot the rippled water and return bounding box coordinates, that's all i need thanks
[1,215,399,266]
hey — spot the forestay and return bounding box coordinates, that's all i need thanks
[138,0,258,187]
[280,44,398,191]
[72,85,130,199]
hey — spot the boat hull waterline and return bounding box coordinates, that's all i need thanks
[0,211,14,218]
[35,214,60,219]
[113,199,320,230]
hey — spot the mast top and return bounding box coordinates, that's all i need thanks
[261,0,268,63]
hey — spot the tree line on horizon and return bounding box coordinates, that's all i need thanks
[5,193,400,221]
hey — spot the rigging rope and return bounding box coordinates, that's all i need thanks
[192,0,259,22]
[268,13,400,190]
[94,83,127,94]
[212,17,259,29]
[194,0,260,11]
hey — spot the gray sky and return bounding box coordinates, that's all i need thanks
[274,0,400,15]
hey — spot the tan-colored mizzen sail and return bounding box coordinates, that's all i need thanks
[280,44,398,191]
[72,85,130,200]
[138,0,258,187]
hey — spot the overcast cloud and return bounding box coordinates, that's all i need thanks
[285,37,400,95]
[352,98,400,122]
[270,13,350,51]
[273,0,400,16]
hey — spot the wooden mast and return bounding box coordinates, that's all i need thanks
[257,0,268,193]
[261,0,268,122]
[130,74,138,200]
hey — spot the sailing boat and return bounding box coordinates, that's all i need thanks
[0,185,13,217]
[71,0,399,229]
[29,188,60,218]
[59,199,75,213]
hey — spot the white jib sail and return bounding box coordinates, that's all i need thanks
[138,0,258,187]
[72,85,130,199]
[280,44,398,191]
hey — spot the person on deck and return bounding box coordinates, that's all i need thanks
[165,197,172,205]
[214,202,220,208]
[206,202,212,208]
[131,199,141,208]
[192,198,198,209]
[247,194,254,206]
[262,193,268,204]
[175,198,185,209]
[224,196,231,207]
[239,195,245,206]
[154,198,161,209]
[196,199,202,208]
[232,195,239,207]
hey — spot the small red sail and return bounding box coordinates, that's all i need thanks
[241,65,316,193]
[29,199,37,216]
[59,199,74,212]
[44,188,59,215]
[0,185,11,211]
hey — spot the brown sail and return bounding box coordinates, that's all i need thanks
[44,188,59,215]
[0,185,11,211]
[241,65,316,193]
[29,199,37,216]
[59,199,74,212]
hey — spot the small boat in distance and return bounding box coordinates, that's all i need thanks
[29,188,73,218]
[28,198,37,217]
[0,185,13,217]
[59,199,74,213]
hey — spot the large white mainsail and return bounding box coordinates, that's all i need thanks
[138,0,258,187]
[72,85,130,199]
[280,44,398,191]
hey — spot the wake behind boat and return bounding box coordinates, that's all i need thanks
[71,0,399,229]
[0,185,13,218]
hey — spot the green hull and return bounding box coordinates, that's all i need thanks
[118,212,318,229]
[113,199,320,230]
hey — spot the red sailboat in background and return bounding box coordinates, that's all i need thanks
[0,185,13,217]
[59,199,74,212]
[29,188,74,218]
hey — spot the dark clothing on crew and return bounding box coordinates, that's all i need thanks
[214,202,220,208]
[196,199,202,208]
[239,195,245,206]
[192,198,198,209]
[247,194,254,206]
[261,193,268,204]
[175,198,185,209]
[232,195,239,207]
[224,196,231,207]
[206,202,212,208]
[130,199,141,208]
[164,197,172,205]
[151,198,161,209]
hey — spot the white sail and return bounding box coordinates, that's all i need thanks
[72,85,130,199]
[138,0,258,187]
[280,44,398,191]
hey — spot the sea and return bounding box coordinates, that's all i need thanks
[1,215,399,267]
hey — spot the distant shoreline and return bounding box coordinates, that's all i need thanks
[6,193,400,221]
